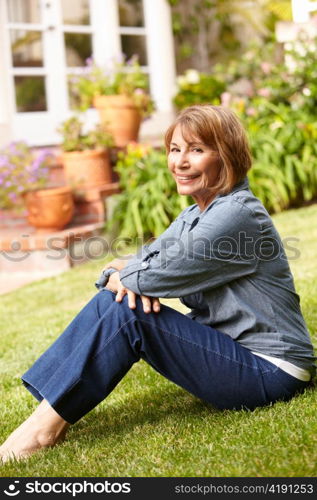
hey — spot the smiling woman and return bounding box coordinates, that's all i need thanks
[165,105,252,208]
[167,127,222,210]
[0,105,315,463]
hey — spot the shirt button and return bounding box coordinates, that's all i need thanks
[141,262,149,268]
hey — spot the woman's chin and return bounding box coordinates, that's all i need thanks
[177,186,195,196]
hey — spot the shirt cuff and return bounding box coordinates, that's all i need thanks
[119,259,151,295]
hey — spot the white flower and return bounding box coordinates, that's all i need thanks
[176,75,187,87]
[303,87,311,96]
[185,69,200,84]
[270,121,283,131]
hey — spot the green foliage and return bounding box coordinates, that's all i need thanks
[246,105,317,213]
[108,144,191,240]
[15,77,46,112]
[168,0,275,72]
[57,116,113,152]
[69,56,155,118]
[223,34,317,212]
[173,69,226,109]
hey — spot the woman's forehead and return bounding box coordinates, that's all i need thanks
[172,123,203,143]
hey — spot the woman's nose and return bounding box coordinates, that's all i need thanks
[175,151,189,168]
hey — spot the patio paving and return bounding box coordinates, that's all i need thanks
[0,180,120,295]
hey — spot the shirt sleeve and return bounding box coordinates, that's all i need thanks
[119,200,260,297]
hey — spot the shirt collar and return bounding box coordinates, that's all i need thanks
[201,177,250,214]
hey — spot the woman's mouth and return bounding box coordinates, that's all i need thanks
[175,174,200,184]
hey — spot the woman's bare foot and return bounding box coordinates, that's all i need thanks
[0,400,70,463]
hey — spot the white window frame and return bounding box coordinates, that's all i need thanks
[0,0,176,146]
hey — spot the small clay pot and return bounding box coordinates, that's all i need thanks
[61,149,112,189]
[24,186,74,230]
[93,95,142,148]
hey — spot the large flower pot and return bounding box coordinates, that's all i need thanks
[61,149,112,189]
[93,95,142,148]
[24,186,74,230]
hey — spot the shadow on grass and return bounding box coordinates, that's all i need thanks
[70,378,317,443]
[72,384,220,439]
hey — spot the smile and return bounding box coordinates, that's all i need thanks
[175,174,200,183]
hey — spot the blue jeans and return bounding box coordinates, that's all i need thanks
[22,290,308,424]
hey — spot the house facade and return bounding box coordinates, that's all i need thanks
[0,0,176,148]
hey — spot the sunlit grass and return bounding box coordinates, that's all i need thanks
[0,204,316,477]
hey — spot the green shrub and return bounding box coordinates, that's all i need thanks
[246,104,317,213]
[173,69,226,110]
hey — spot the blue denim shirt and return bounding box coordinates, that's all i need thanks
[120,178,316,374]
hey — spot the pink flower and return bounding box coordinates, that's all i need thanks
[221,92,232,107]
[246,107,257,116]
[258,87,271,98]
[260,62,272,75]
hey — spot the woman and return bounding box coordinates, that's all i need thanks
[1,105,315,462]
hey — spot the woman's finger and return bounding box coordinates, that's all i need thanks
[152,297,161,313]
[127,290,137,309]
[115,285,127,302]
[141,295,152,313]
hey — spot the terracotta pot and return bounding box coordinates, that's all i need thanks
[24,186,74,230]
[93,95,142,147]
[61,149,112,189]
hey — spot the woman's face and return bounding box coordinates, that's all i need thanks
[168,124,222,211]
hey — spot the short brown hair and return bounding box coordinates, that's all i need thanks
[165,105,252,195]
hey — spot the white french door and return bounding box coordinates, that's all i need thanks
[4,0,154,146]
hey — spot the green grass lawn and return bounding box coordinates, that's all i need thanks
[1,204,316,477]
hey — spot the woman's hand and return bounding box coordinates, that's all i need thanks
[106,271,161,314]
[103,257,133,273]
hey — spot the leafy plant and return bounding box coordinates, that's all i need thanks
[173,69,226,109]
[108,144,191,240]
[212,33,317,213]
[0,141,51,210]
[246,104,317,213]
[57,116,114,152]
[69,56,155,118]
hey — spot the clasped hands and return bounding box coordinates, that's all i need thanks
[103,258,160,314]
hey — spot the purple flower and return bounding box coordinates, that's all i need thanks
[0,155,9,167]
[127,55,139,66]
[85,56,94,66]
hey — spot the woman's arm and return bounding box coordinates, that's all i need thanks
[119,200,261,298]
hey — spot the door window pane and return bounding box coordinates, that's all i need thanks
[7,0,41,23]
[10,30,43,67]
[121,35,147,65]
[61,0,90,25]
[64,33,92,66]
[14,76,47,112]
[118,0,144,27]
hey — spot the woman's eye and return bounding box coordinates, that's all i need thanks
[170,147,180,152]
[193,148,203,153]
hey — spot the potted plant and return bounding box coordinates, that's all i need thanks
[0,141,74,230]
[58,115,114,190]
[70,56,155,147]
